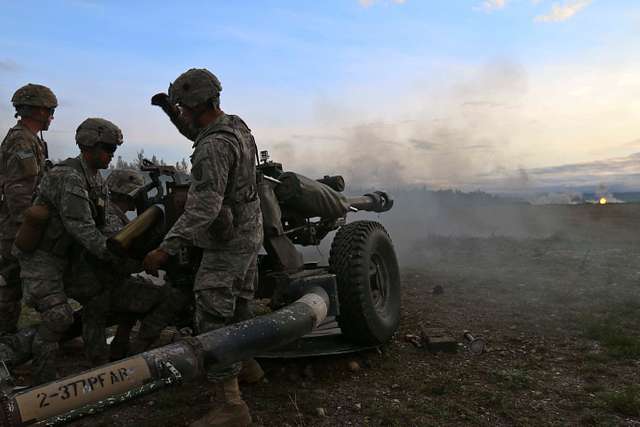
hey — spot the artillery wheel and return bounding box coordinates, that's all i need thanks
[329,220,401,346]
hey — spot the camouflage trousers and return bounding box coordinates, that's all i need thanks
[0,239,22,335]
[72,275,189,365]
[18,249,74,385]
[194,247,258,383]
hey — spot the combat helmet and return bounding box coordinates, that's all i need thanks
[168,68,222,108]
[11,84,58,109]
[106,169,145,198]
[75,118,123,148]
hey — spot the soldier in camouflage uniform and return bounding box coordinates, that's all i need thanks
[145,68,262,427]
[0,84,57,335]
[15,118,122,385]
[67,168,188,365]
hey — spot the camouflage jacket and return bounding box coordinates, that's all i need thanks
[65,201,140,302]
[161,113,262,254]
[0,122,48,241]
[102,201,129,237]
[35,155,110,260]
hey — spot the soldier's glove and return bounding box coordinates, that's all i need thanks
[151,93,176,116]
[143,248,170,276]
[152,92,199,141]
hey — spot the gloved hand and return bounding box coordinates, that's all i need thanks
[143,248,170,275]
[150,92,170,107]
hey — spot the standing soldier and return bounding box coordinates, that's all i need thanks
[0,84,57,335]
[15,118,122,385]
[145,68,262,427]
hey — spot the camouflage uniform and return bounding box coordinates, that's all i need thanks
[16,118,121,384]
[0,84,56,335]
[160,112,262,382]
[17,154,112,383]
[68,192,187,365]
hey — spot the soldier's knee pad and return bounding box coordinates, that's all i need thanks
[40,301,74,335]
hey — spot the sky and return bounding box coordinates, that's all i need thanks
[1,0,640,191]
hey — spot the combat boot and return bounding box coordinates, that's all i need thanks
[190,377,251,427]
[238,358,264,385]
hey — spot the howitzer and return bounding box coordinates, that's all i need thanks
[106,153,400,346]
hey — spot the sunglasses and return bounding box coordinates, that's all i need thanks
[98,143,118,154]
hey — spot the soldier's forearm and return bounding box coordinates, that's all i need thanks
[63,219,110,259]
[169,115,198,142]
[152,95,198,141]
[4,179,37,218]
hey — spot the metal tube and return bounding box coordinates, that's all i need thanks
[347,191,394,213]
[1,287,330,426]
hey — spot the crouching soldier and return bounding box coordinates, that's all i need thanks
[66,168,188,365]
[14,118,122,384]
[0,84,57,335]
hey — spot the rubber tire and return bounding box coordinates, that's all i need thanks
[329,220,401,346]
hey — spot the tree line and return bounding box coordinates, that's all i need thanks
[110,149,190,172]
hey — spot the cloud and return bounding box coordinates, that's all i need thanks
[359,0,406,7]
[480,0,508,12]
[474,151,640,192]
[0,59,20,72]
[534,0,592,23]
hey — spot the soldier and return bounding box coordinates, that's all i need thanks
[0,84,57,335]
[15,118,122,385]
[144,68,263,427]
[68,168,187,364]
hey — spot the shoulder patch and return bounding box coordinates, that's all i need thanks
[15,148,38,176]
[67,185,90,200]
[15,149,35,160]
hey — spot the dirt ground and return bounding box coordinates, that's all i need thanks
[15,205,640,426]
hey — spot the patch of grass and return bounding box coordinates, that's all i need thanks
[599,386,640,417]
[476,390,510,412]
[583,352,610,363]
[584,383,605,394]
[579,360,610,377]
[421,376,461,396]
[584,320,640,359]
[487,368,531,391]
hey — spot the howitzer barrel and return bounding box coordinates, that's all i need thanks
[347,191,394,213]
[0,287,330,426]
[107,204,164,256]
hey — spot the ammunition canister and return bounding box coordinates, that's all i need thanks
[107,205,164,256]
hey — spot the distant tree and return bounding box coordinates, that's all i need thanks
[176,158,189,172]
[135,149,145,169]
